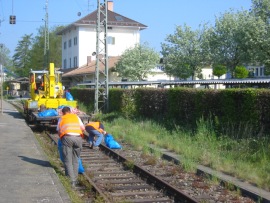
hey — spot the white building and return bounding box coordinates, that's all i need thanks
[148,65,174,82]
[57,1,147,70]
[57,1,177,88]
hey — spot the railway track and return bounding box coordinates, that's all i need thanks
[47,132,257,203]
[9,100,269,202]
[48,132,198,203]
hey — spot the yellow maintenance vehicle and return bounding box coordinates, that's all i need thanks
[24,63,90,128]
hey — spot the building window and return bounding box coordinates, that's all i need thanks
[74,37,77,46]
[63,59,66,69]
[115,16,124,21]
[260,67,264,76]
[68,39,72,48]
[64,42,66,49]
[69,58,71,68]
[73,56,77,67]
[108,36,115,45]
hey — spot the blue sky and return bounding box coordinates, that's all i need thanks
[0,0,252,57]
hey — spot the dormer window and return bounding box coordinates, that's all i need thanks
[115,16,123,21]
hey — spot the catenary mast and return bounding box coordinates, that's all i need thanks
[94,0,108,114]
[44,0,49,69]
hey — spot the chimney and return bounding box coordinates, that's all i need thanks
[87,56,92,65]
[108,1,113,11]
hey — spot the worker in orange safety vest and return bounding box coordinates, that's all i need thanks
[57,106,85,188]
[84,121,106,150]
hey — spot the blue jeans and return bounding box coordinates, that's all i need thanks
[88,130,104,147]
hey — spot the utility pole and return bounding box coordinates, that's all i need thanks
[44,0,49,69]
[0,44,3,115]
[94,0,108,114]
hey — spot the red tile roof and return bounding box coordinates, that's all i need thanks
[57,9,147,35]
[62,56,120,77]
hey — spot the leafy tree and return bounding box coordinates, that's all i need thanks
[234,65,249,78]
[0,44,12,68]
[49,26,63,68]
[30,26,63,70]
[249,0,270,74]
[0,45,14,79]
[114,43,160,81]
[12,34,33,77]
[264,61,270,75]
[212,64,227,79]
[251,0,270,23]
[208,10,262,77]
[161,24,210,80]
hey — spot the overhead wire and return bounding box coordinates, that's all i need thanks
[74,0,84,12]
[14,20,74,25]
[0,0,5,22]
[74,0,94,15]
[11,0,13,14]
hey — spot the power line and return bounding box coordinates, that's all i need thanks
[0,0,5,22]
[44,0,49,68]
[74,0,84,12]
[11,0,14,14]
[9,20,74,24]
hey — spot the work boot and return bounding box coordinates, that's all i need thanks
[71,181,78,189]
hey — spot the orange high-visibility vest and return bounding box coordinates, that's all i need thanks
[59,114,83,138]
[86,122,103,133]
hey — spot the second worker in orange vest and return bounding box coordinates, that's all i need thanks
[85,121,106,150]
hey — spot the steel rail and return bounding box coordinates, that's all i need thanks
[45,132,111,202]
[99,144,199,203]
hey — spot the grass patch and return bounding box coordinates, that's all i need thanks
[33,131,90,203]
[10,100,270,192]
[100,113,270,191]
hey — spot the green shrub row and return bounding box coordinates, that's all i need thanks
[71,87,270,137]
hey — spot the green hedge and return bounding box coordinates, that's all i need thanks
[71,87,270,136]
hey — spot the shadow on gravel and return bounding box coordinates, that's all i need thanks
[18,156,52,167]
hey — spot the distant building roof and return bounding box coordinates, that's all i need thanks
[7,77,29,84]
[62,56,120,77]
[57,9,147,35]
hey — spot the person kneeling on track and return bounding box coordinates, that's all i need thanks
[84,121,107,150]
[57,106,85,188]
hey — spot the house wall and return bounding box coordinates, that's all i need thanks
[61,28,80,69]
[147,66,174,81]
[61,26,140,69]
[246,65,265,77]
[107,27,140,56]
[81,71,121,84]
[201,68,226,80]
[78,27,96,67]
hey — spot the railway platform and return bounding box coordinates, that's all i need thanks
[0,99,70,203]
